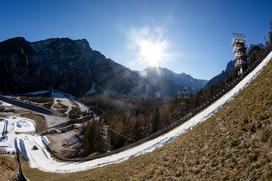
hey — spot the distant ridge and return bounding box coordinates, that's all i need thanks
[0,37,206,97]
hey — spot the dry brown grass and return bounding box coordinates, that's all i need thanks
[23,60,272,180]
[0,155,16,180]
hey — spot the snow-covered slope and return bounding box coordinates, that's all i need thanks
[15,50,272,173]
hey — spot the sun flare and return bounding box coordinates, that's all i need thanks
[138,39,168,66]
[128,26,177,68]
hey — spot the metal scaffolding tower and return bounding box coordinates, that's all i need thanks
[100,125,111,152]
[232,32,247,76]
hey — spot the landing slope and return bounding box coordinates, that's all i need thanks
[24,58,272,180]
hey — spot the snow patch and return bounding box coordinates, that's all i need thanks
[51,90,89,114]
[86,82,96,95]
[0,101,12,107]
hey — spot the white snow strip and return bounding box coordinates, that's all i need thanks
[20,51,272,173]
[20,90,50,96]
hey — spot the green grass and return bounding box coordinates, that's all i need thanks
[23,59,272,180]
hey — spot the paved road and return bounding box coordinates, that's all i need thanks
[0,95,60,116]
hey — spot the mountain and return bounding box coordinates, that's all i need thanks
[0,37,206,97]
[204,60,235,89]
[135,67,207,97]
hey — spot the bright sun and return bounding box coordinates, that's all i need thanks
[138,39,168,66]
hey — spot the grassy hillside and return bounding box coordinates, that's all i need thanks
[24,59,272,180]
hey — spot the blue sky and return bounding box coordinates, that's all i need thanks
[0,0,271,79]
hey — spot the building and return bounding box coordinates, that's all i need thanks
[232,33,247,76]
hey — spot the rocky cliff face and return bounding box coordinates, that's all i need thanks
[0,37,206,97]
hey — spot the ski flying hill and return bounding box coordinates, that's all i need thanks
[4,43,271,180]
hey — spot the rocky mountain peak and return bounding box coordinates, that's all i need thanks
[0,37,32,55]
[0,37,207,97]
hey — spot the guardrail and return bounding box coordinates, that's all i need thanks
[44,44,272,162]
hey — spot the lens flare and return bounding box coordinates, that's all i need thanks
[138,39,168,66]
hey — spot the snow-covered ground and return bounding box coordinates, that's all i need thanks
[0,117,36,153]
[43,115,69,128]
[51,91,89,114]
[14,118,36,133]
[74,100,89,112]
[18,90,51,96]
[14,51,272,173]
[0,101,12,107]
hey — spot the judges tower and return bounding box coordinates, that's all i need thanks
[232,33,247,75]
